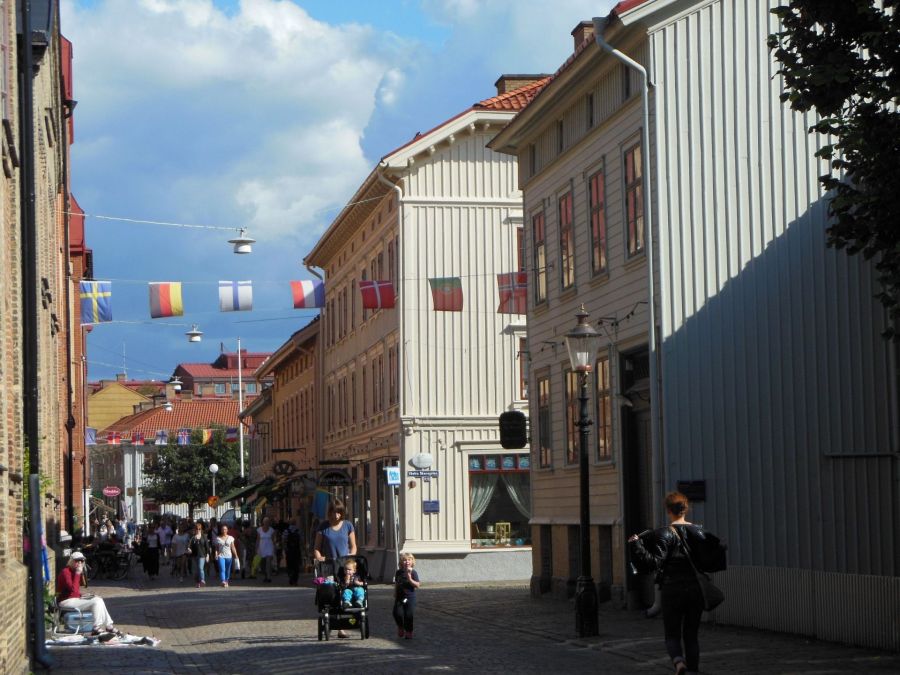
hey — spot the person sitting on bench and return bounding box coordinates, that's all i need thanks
[57,551,119,636]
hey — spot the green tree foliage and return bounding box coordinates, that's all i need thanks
[769,0,900,338]
[142,428,239,519]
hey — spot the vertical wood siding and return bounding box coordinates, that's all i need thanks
[650,0,898,578]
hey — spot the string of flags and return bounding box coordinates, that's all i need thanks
[86,427,241,446]
[79,273,528,325]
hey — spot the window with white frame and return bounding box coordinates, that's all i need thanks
[590,169,607,274]
[565,369,579,464]
[532,211,547,303]
[559,192,575,289]
[625,142,644,257]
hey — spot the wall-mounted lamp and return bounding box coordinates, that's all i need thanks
[228,228,255,254]
[163,401,174,412]
[170,376,182,393]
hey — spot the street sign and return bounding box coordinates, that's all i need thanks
[408,470,439,478]
[385,466,401,486]
[102,485,121,498]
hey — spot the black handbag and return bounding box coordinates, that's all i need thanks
[674,527,725,611]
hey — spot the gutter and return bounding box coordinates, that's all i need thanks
[19,0,52,666]
[592,17,664,517]
[376,163,404,570]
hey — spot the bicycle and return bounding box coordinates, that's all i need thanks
[85,549,133,581]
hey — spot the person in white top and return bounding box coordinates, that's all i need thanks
[171,524,191,581]
[256,517,276,583]
[159,521,174,565]
[214,524,239,588]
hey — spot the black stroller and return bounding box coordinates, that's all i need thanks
[315,555,371,640]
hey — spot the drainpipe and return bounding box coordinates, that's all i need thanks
[592,17,663,515]
[594,17,664,614]
[376,163,404,568]
[19,0,52,666]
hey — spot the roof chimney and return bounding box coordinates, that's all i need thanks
[571,21,595,51]
[494,74,548,95]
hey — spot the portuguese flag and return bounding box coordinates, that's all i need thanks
[429,277,463,312]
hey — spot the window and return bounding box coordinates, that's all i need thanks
[529,143,536,177]
[246,382,257,394]
[231,382,240,394]
[622,63,631,100]
[595,355,612,460]
[532,212,547,303]
[469,454,531,548]
[387,241,395,284]
[361,269,368,321]
[518,338,529,400]
[351,280,356,330]
[625,143,645,256]
[557,119,564,154]
[559,192,575,289]
[565,369,579,464]
[590,169,607,274]
[516,225,525,272]
[388,346,398,406]
[351,372,357,423]
[586,92,594,129]
[537,373,551,468]
[214,383,226,395]
[362,363,368,418]
[196,384,203,396]
[376,460,386,546]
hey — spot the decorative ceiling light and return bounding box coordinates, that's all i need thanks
[170,376,182,393]
[163,401,174,412]
[228,228,255,254]
[186,324,203,342]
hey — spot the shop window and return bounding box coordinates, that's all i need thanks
[469,453,531,549]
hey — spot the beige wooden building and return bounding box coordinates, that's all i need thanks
[305,77,547,581]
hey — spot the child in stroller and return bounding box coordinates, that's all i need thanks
[315,555,370,640]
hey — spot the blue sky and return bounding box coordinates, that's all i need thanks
[62,0,615,381]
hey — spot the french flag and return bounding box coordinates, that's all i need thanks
[291,280,325,309]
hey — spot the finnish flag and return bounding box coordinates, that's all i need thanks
[219,280,253,312]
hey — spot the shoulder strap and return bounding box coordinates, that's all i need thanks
[672,526,701,574]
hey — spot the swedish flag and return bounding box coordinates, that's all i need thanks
[79,280,112,324]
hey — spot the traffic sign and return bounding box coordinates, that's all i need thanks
[385,466,401,486]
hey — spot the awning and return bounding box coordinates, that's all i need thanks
[220,481,263,503]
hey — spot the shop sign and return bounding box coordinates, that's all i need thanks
[319,469,352,487]
[102,485,122,497]
[423,500,440,514]
[384,466,401,486]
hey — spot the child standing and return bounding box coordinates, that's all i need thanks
[393,553,420,639]
[340,559,366,608]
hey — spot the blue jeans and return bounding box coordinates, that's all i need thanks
[217,556,233,583]
[194,556,206,584]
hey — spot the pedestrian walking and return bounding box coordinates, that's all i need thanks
[142,523,161,580]
[189,522,209,588]
[213,524,239,588]
[314,499,357,638]
[283,517,303,586]
[240,521,257,579]
[171,523,191,581]
[256,517,277,583]
[393,552,420,639]
[628,491,726,675]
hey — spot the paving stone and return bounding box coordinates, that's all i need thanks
[42,568,900,674]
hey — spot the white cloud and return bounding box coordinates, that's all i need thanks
[61,0,414,249]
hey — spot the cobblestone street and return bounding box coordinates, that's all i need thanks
[44,568,900,674]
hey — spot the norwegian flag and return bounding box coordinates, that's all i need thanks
[225,427,239,443]
[106,431,121,445]
[497,272,527,314]
[132,432,145,446]
[154,429,169,446]
[177,429,191,445]
[359,280,395,309]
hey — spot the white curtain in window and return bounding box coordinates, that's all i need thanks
[502,473,531,519]
[469,473,499,522]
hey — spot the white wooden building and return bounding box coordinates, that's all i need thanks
[492,0,899,650]
[304,76,547,581]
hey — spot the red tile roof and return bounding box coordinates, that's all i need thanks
[101,399,246,436]
[474,77,552,111]
[385,78,553,160]
[613,0,651,14]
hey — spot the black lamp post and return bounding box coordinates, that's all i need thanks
[565,306,603,638]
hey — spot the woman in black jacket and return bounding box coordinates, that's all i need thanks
[629,491,705,675]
